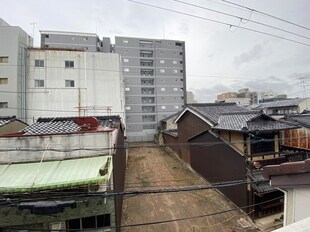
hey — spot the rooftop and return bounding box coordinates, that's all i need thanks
[40,30,98,38]
[4,116,121,137]
[254,98,308,109]
[0,156,112,193]
[248,169,278,194]
[175,103,247,125]
[281,114,310,128]
[214,111,298,132]
[0,116,17,127]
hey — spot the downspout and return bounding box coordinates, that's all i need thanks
[278,188,288,227]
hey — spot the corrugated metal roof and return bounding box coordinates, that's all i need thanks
[0,156,111,193]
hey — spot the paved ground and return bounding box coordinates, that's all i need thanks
[121,143,258,232]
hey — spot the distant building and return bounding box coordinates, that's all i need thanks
[26,48,125,124]
[187,91,197,103]
[40,30,112,53]
[114,36,186,142]
[224,97,250,107]
[0,18,33,119]
[253,98,310,119]
[216,92,237,102]
[260,90,287,103]
[237,88,258,105]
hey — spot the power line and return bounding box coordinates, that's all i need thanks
[221,0,310,31]
[173,0,310,41]
[128,0,310,47]
[2,196,283,231]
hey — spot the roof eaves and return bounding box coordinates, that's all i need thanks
[174,106,215,126]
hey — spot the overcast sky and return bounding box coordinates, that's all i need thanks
[2,0,310,102]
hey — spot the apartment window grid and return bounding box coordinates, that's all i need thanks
[35,59,44,67]
[0,56,9,63]
[65,80,75,87]
[65,60,74,68]
[35,79,45,87]
[0,102,8,108]
[0,78,8,85]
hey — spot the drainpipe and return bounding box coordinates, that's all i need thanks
[277,187,287,227]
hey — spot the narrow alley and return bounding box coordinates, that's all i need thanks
[121,143,257,232]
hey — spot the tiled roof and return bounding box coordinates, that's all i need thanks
[281,114,310,129]
[22,116,121,135]
[187,103,248,124]
[22,121,80,135]
[0,116,16,127]
[163,129,178,137]
[263,159,310,177]
[254,98,307,109]
[214,111,298,132]
[248,169,277,194]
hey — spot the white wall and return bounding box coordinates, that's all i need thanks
[0,25,32,118]
[26,50,125,124]
[286,187,310,225]
[0,132,112,163]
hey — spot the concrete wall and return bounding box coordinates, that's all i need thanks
[0,23,32,119]
[0,132,111,163]
[41,31,100,52]
[26,50,125,124]
[114,37,186,142]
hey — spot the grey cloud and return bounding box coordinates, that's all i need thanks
[234,44,264,68]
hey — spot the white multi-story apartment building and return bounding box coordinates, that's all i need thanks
[0,18,33,119]
[26,48,125,124]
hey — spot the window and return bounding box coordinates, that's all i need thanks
[173,88,178,91]
[161,106,166,109]
[173,60,177,64]
[174,105,179,109]
[35,59,44,67]
[180,70,183,73]
[0,78,8,84]
[161,88,165,91]
[66,214,110,230]
[123,40,128,43]
[0,56,9,63]
[83,37,88,41]
[124,58,129,62]
[126,106,131,110]
[65,60,74,68]
[0,102,8,108]
[35,79,44,87]
[180,52,183,55]
[123,49,128,53]
[72,36,74,40]
[173,70,178,73]
[65,80,75,87]
[160,60,165,64]
[175,42,182,46]
[125,87,130,91]
[45,34,49,38]
[160,69,165,73]
[180,61,183,64]
[124,68,129,72]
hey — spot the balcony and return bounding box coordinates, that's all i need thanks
[141,79,154,86]
[141,69,154,76]
[140,50,153,58]
[142,97,155,104]
[140,59,153,67]
[141,88,154,95]
[142,115,155,122]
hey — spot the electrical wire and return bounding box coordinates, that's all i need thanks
[128,0,310,47]
[1,196,284,231]
[221,0,310,31]
[173,0,310,40]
